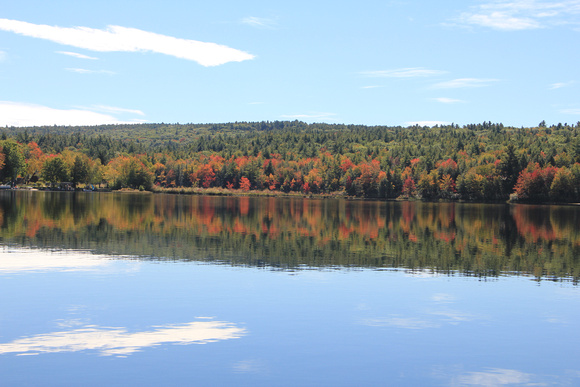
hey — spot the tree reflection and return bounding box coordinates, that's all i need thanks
[0,191,578,281]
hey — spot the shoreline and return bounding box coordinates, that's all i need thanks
[4,185,580,206]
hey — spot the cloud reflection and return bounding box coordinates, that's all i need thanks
[404,269,442,278]
[233,359,267,373]
[0,320,246,357]
[361,317,440,329]
[0,250,111,273]
[454,368,532,386]
[431,293,456,303]
[429,310,476,325]
[361,291,479,330]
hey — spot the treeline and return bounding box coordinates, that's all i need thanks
[1,120,579,202]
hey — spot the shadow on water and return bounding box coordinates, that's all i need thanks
[0,190,578,282]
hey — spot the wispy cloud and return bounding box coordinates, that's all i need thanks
[0,101,145,127]
[432,78,498,89]
[280,112,337,121]
[460,11,541,30]
[57,51,98,60]
[406,120,451,127]
[0,18,254,66]
[66,68,115,75]
[90,105,145,116]
[433,97,465,104]
[0,50,6,62]
[361,85,383,89]
[550,81,574,89]
[361,67,447,78]
[560,108,580,114]
[241,16,277,29]
[456,0,580,31]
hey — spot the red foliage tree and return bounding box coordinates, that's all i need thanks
[239,176,251,191]
[513,163,557,202]
[402,177,416,197]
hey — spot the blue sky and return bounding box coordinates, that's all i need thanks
[1,0,579,127]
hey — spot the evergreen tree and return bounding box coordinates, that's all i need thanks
[0,140,25,185]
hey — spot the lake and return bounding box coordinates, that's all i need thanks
[0,191,579,386]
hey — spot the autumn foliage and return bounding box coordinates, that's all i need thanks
[0,120,579,202]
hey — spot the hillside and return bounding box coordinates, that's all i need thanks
[1,121,579,202]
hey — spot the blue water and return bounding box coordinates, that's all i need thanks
[1,247,579,386]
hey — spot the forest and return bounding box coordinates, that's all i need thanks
[1,120,579,203]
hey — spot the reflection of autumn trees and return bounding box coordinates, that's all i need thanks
[512,204,580,252]
[0,191,578,281]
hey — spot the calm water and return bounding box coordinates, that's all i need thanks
[0,191,579,386]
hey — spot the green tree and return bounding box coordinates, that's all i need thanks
[499,143,520,193]
[0,140,25,185]
[457,170,484,200]
[71,155,91,189]
[417,170,439,199]
[106,156,154,190]
[549,167,574,202]
[42,157,69,186]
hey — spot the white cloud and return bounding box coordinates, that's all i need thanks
[280,112,337,121]
[66,68,115,75]
[550,81,574,89]
[0,18,254,66]
[0,101,145,127]
[432,78,498,89]
[406,120,451,127]
[361,67,447,78]
[560,108,580,114]
[0,320,246,357]
[433,97,465,104]
[241,16,277,28]
[57,51,98,60]
[90,105,145,116]
[0,50,6,62]
[461,11,541,30]
[457,0,580,30]
[361,85,383,89]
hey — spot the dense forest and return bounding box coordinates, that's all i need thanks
[1,120,579,202]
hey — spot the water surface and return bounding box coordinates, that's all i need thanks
[0,191,579,386]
